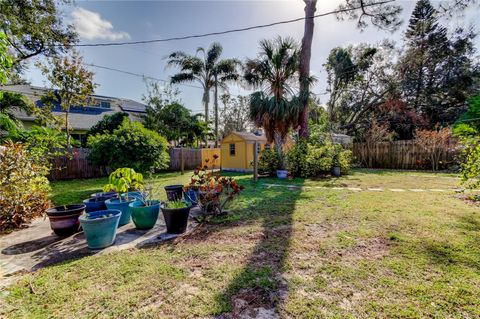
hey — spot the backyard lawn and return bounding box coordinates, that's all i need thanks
[2,169,480,318]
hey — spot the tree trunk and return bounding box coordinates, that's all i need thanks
[214,73,219,148]
[65,109,70,149]
[274,131,286,170]
[203,87,210,147]
[298,0,317,139]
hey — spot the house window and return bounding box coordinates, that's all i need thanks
[229,143,236,156]
[100,101,111,108]
[265,144,271,150]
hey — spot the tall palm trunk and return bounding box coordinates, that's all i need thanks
[202,87,210,147]
[214,73,219,148]
[274,130,286,170]
[298,0,317,139]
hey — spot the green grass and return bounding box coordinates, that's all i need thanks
[2,169,480,318]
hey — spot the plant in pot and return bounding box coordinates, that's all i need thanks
[104,168,144,226]
[79,209,121,249]
[160,200,192,234]
[46,204,86,236]
[331,153,341,177]
[185,159,243,219]
[128,175,161,230]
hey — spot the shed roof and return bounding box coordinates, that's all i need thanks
[226,131,268,142]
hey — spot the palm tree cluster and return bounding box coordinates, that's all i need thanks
[167,37,306,164]
[166,43,241,147]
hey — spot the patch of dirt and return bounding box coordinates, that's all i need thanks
[341,237,391,261]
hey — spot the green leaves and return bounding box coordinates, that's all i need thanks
[103,168,144,194]
[0,32,13,84]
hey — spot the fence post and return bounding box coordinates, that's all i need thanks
[180,147,185,175]
[253,141,258,182]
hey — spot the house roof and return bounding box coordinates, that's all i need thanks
[1,85,147,131]
[228,131,268,142]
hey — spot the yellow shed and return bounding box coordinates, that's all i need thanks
[221,132,269,172]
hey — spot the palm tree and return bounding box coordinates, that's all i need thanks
[166,43,240,147]
[244,36,301,169]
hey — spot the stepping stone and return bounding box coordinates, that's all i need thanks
[389,189,406,192]
[347,187,362,191]
[409,189,425,192]
[429,189,446,192]
[368,188,384,192]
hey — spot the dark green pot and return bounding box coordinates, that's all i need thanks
[129,200,160,230]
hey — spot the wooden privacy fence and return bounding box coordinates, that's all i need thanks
[49,148,107,180]
[49,147,221,180]
[352,140,458,170]
[169,148,221,171]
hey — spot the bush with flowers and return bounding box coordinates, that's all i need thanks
[184,156,243,216]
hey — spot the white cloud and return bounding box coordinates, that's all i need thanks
[72,7,130,41]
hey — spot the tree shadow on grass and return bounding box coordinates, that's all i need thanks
[183,177,306,317]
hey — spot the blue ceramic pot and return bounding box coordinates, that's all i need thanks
[129,200,160,230]
[105,197,136,226]
[90,192,117,199]
[79,210,121,249]
[83,197,109,213]
[276,170,288,179]
[184,189,199,206]
[121,191,144,201]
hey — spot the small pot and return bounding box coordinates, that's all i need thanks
[161,203,191,234]
[83,197,109,213]
[129,200,160,230]
[331,166,341,177]
[105,197,136,226]
[164,185,184,201]
[276,170,288,179]
[46,204,85,236]
[184,189,199,206]
[79,210,121,249]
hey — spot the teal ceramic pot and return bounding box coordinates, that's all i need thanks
[79,210,121,249]
[105,197,136,226]
[129,200,160,230]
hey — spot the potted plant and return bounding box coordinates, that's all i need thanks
[128,179,161,229]
[164,185,183,201]
[160,200,192,234]
[46,204,85,236]
[331,154,341,177]
[79,209,121,249]
[185,159,243,217]
[104,168,144,226]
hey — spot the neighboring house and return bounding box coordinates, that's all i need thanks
[221,131,269,172]
[0,85,147,144]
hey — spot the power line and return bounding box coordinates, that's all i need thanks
[66,0,394,48]
[85,63,204,90]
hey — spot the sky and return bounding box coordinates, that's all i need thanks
[23,0,479,113]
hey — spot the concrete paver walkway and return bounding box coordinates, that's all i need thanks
[0,208,201,286]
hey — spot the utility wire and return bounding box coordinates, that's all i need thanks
[86,63,204,90]
[64,0,394,48]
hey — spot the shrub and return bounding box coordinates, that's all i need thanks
[87,118,169,172]
[258,148,280,176]
[415,127,453,171]
[87,112,129,137]
[0,142,51,232]
[286,141,353,177]
[460,138,480,189]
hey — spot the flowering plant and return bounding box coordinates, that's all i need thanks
[184,156,242,215]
